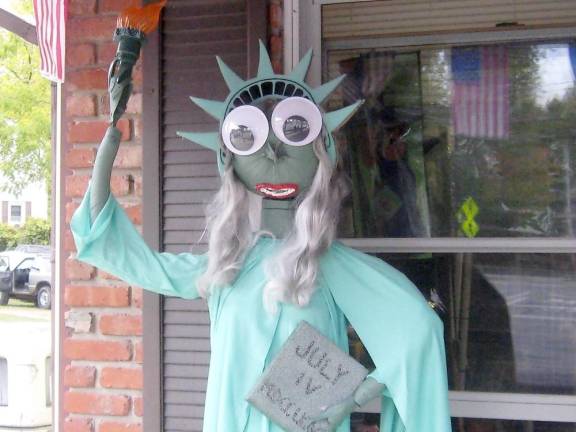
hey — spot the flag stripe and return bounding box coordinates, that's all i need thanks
[33,0,66,82]
[452,46,509,139]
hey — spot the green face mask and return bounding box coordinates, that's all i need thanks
[177,40,363,200]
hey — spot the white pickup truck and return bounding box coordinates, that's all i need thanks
[0,251,52,309]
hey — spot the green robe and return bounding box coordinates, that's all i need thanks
[71,185,451,432]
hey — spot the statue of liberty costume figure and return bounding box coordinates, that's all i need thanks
[71,34,451,431]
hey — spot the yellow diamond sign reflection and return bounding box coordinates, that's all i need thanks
[457,196,479,238]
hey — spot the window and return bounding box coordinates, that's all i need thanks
[300,0,576,428]
[9,204,22,225]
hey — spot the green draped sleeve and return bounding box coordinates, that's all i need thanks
[70,184,206,299]
[322,242,451,432]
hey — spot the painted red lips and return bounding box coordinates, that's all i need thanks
[255,183,299,199]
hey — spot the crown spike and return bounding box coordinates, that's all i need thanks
[190,96,226,120]
[176,131,220,152]
[325,100,364,133]
[311,74,346,104]
[257,39,275,77]
[216,56,245,91]
[287,47,312,82]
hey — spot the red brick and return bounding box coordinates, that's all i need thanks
[65,230,77,253]
[67,44,96,68]
[68,16,118,42]
[65,285,130,307]
[99,422,142,432]
[99,314,142,336]
[100,367,143,390]
[126,93,142,115]
[66,201,80,224]
[114,146,142,169]
[133,175,142,198]
[65,175,89,198]
[68,119,131,144]
[64,338,132,361]
[64,391,130,416]
[111,174,132,196]
[65,174,131,198]
[64,417,94,432]
[64,365,96,387]
[67,68,108,91]
[131,286,142,308]
[99,0,142,14]
[66,148,96,169]
[124,204,142,225]
[133,340,143,363]
[67,94,97,117]
[96,42,118,65]
[69,0,97,16]
[98,270,121,281]
[133,396,143,417]
[66,259,96,281]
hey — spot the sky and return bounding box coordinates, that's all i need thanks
[0,0,34,23]
[537,44,575,106]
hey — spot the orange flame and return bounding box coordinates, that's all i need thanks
[117,0,167,34]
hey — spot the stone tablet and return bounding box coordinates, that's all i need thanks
[246,321,368,432]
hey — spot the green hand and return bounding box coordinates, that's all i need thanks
[312,377,385,431]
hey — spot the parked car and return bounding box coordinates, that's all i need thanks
[0,251,52,309]
[13,244,51,255]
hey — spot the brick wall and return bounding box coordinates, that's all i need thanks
[63,1,144,431]
[62,2,281,430]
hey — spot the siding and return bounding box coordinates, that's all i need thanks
[160,1,264,430]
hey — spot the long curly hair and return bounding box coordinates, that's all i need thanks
[196,135,348,312]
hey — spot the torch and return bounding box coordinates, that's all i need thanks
[89,0,166,221]
[108,0,166,126]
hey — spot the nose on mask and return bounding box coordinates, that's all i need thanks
[264,138,286,161]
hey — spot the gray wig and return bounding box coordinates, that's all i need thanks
[196,136,348,312]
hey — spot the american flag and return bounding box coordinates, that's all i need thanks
[32,0,67,82]
[451,46,510,139]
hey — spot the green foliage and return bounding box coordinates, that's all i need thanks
[0,2,51,196]
[0,217,50,252]
[17,217,50,245]
[0,224,18,251]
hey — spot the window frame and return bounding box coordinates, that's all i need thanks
[9,203,22,225]
[292,0,576,423]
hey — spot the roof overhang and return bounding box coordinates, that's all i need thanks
[0,7,37,45]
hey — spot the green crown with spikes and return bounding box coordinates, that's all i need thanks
[177,40,363,174]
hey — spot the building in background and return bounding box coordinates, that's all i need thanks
[0,180,48,226]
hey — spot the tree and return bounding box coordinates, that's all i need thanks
[0,224,18,251]
[0,0,51,196]
[17,217,50,244]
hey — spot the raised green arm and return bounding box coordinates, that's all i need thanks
[89,29,141,222]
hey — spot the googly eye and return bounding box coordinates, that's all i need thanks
[221,105,269,155]
[271,97,323,146]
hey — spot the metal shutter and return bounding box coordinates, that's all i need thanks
[160,1,264,430]
[322,0,576,40]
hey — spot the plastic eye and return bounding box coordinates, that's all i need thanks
[271,97,323,146]
[221,105,269,155]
